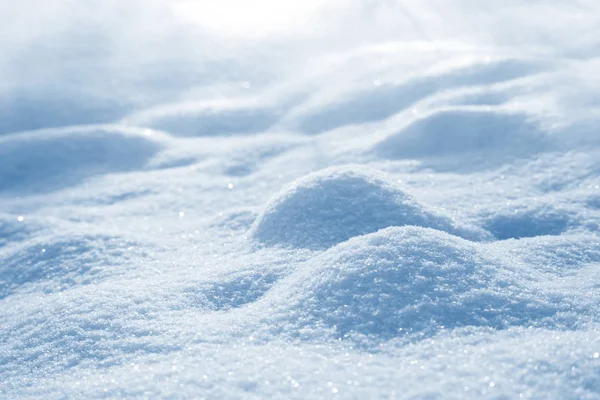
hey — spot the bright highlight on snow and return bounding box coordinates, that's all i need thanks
[0,0,599,399]
[169,0,333,37]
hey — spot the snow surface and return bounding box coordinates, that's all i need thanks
[1,0,600,398]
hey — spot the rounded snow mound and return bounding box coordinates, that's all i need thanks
[494,233,600,274]
[0,234,144,299]
[480,203,574,240]
[374,108,553,171]
[121,100,278,137]
[0,126,167,194]
[251,166,490,249]
[260,226,566,339]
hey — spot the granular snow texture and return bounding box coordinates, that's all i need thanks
[1,1,600,398]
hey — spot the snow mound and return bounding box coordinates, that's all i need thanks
[495,234,600,274]
[0,234,144,299]
[251,167,490,249]
[294,57,542,134]
[121,100,279,137]
[0,214,41,248]
[480,203,574,240]
[374,108,553,170]
[0,127,166,194]
[260,227,570,339]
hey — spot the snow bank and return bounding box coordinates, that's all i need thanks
[480,203,574,240]
[121,100,280,137]
[494,233,600,274]
[251,166,491,249]
[0,233,143,300]
[258,226,570,339]
[0,126,167,194]
[374,108,553,170]
[292,57,543,134]
[0,214,42,248]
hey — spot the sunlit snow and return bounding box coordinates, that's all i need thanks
[1,0,599,398]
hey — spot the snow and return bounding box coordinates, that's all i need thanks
[256,226,565,339]
[0,126,168,194]
[251,167,490,249]
[1,0,600,399]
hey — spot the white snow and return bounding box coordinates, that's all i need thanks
[251,166,490,249]
[1,0,600,399]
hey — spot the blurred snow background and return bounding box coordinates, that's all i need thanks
[1,0,599,398]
